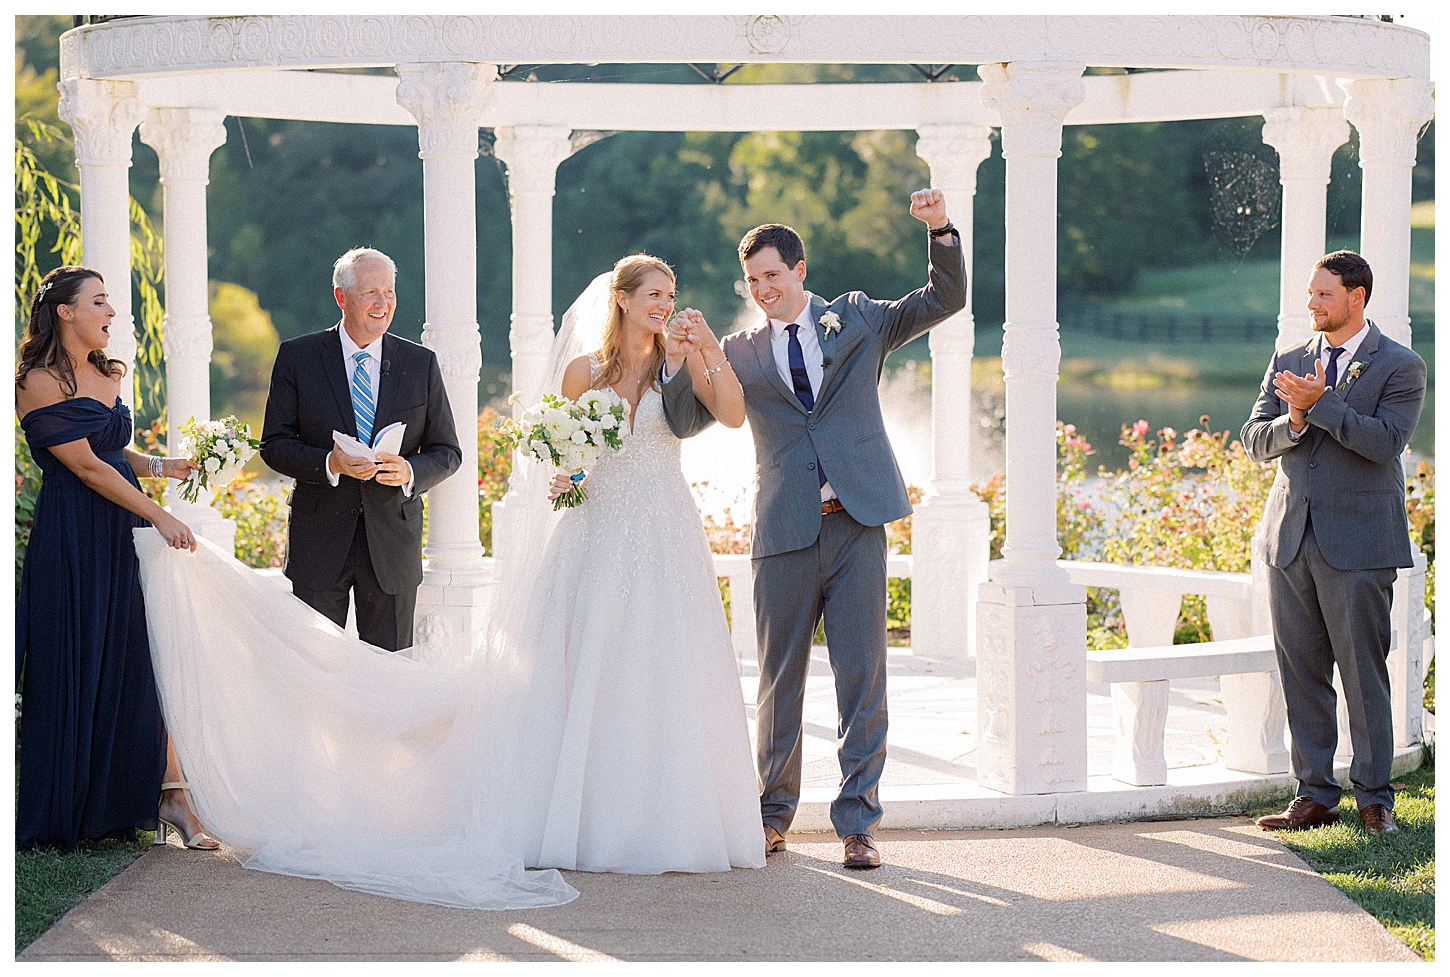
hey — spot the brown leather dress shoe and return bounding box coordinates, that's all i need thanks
[764,824,787,854]
[1358,804,1399,836]
[1255,796,1341,831]
[843,834,881,870]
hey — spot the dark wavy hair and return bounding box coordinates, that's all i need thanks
[738,223,806,269]
[1315,250,1374,307]
[15,266,126,395]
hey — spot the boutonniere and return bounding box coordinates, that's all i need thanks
[1337,360,1365,392]
[819,310,842,339]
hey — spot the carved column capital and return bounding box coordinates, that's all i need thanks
[978,61,1085,159]
[1261,106,1350,185]
[57,78,144,166]
[1342,78,1435,167]
[395,62,494,160]
[139,107,227,184]
[494,125,575,197]
[914,124,994,191]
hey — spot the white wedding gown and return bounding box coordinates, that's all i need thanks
[133,362,763,910]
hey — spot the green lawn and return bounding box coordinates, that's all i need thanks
[1249,758,1436,960]
[15,835,153,955]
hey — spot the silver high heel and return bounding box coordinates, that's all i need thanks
[156,781,222,850]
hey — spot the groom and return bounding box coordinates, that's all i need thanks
[662,190,965,869]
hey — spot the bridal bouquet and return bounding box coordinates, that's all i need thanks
[496,391,627,509]
[175,415,262,503]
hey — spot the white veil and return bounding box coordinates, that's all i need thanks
[483,272,613,661]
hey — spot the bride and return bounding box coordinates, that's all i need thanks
[134,255,762,910]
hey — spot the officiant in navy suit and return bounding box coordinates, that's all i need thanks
[1243,250,1425,837]
[261,248,461,651]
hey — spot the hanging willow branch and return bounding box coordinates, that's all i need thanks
[15,118,168,416]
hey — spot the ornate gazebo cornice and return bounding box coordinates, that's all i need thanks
[61,14,1429,83]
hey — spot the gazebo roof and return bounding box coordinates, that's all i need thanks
[62,14,1430,83]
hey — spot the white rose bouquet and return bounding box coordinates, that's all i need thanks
[175,415,262,503]
[496,391,628,509]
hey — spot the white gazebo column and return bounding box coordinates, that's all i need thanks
[396,62,494,648]
[57,78,144,412]
[911,125,994,662]
[1261,106,1350,349]
[489,125,574,575]
[975,61,1088,796]
[1343,79,1435,348]
[139,107,233,551]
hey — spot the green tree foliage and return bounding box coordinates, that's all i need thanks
[207,281,281,426]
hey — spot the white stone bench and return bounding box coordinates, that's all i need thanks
[1086,635,1287,786]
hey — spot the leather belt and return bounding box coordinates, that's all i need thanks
[821,499,846,515]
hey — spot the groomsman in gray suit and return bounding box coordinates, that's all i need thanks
[662,190,965,868]
[1242,250,1425,837]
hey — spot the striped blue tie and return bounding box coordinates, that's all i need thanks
[351,351,375,446]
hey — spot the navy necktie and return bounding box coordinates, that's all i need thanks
[786,323,814,412]
[1324,346,1345,392]
[786,323,826,488]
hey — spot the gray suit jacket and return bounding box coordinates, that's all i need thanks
[1241,321,1425,571]
[662,236,967,558]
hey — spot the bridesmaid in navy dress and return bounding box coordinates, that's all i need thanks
[16,266,216,851]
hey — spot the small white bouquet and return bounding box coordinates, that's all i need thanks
[496,390,627,509]
[175,415,262,503]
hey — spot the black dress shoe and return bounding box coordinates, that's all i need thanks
[843,834,880,869]
[764,823,787,854]
[1255,796,1341,831]
[1359,804,1399,836]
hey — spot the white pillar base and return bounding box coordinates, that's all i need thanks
[976,583,1088,795]
[414,565,495,658]
[909,494,990,661]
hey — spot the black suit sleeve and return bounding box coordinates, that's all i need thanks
[405,351,462,494]
[260,341,333,484]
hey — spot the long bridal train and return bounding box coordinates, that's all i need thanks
[135,529,579,910]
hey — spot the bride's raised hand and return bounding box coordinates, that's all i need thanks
[664,314,695,374]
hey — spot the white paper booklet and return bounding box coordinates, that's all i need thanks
[332,421,405,463]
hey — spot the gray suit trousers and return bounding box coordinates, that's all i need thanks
[753,511,888,838]
[1268,518,1397,812]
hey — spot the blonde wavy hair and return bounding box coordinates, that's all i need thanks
[592,254,673,394]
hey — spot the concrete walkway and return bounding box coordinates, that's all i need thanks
[22,819,1417,962]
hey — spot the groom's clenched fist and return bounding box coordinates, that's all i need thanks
[909,188,949,231]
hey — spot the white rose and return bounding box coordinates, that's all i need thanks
[205,456,222,473]
[600,413,618,430]
[570,429,588,444]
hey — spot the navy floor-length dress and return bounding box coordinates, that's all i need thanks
[16,395,165,850]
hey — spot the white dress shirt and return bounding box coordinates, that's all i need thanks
[1289,322,1370,442]
[769,297,836,502]
[331,323,413,495]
